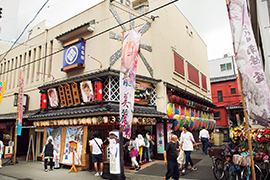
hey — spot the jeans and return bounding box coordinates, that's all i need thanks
[184,151,193,170]
[201,138,209,155]
[143,147,151,161]
[165,161,179,180]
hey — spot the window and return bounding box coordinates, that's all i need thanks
[214,111,220,119]
[220,62,232,71]
[201,73,207,90]
[188,62,199,85]
[217,90,223,102]
[231,88,236,94]
[174,52,185,76]
[227,63,232,70]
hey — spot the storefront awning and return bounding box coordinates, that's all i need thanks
[0,110,40,121]
[29,103,166,120]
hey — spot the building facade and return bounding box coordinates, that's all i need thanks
[0,0,214,168]
[209,55,243,141]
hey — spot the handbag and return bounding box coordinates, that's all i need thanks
[94,138,103,154]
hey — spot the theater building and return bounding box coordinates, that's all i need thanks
[0,0,214,169]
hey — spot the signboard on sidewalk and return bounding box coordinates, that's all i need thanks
[4,146,13,159]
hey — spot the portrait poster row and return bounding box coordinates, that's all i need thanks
[45,126,87,166]
[48,80,94,108]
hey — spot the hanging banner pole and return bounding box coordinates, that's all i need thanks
[14,71,25,165]
[238,70,256,180]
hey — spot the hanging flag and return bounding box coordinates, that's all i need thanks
[119,30,141,139]
[16,71,25,136]
[227,0,270,128]
[0,81,6,106]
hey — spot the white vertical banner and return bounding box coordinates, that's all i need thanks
[119,30,141,139]
[228,0,270,128]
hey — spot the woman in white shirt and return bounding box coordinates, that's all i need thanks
[180,124,198,175]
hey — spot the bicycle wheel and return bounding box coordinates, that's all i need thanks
[242,164,262,180]
[213,158,225,180]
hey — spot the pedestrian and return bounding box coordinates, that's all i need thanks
[199,126,210,155]
[89,132,103,177]
[0,136,4,169]
[164,134,179,180]
[41,139,57,172]
[180,124,198,175]
[143,130,152,162]
[136,133,145,164]
[129,135,141,171]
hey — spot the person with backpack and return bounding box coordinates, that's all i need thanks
[0,136,4,169]
[89,132,103,177]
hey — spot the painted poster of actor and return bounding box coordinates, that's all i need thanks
[48,88,59,107]
[80,80,95,103]
[61,126,84,165]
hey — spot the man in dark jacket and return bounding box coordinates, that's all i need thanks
[42,139,57,172]
[164,135,179,180]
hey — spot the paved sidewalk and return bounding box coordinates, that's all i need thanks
[0,150,215,180]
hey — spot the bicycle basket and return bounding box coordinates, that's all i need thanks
[208,148,223,158]
[233,154,251,167]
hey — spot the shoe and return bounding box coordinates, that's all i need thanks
[129,167,135,170]
[136,166,141,171]
[139,161,142,165]
[181,169,185,175]
[148,159,152,162]
[94,172,99,176]
[50,169,53,171]
[190,166,197,172]
[45,169,47,172]
[0,166,2,169]
[100,172,103,176]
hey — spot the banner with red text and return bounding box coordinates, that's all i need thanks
[119,30,141,139]
[0,81,6,107]
[227,0,270,128]
[17,71,25,135]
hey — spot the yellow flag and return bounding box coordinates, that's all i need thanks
[0,81,6,106]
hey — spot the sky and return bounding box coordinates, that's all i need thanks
[0,0,234,60]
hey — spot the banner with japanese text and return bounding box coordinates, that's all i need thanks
[0,81,6,107]
[227,0,270,128]
[119,30,141,139]
[17,71,25,136]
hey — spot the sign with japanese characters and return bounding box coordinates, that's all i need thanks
[63,41,85,69]
[0,81,6,106]
[228,0,270,128]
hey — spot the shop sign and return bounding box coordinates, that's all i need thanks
[4,146,13,159]
[63,41,85,69]
[109,130,121,174]
[156,123,165,154]
[134,81,153,104]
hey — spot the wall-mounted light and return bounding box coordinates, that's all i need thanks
[14,93,29,110]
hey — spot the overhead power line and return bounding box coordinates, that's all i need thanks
[0,0,49,63]
[0,0,178,76]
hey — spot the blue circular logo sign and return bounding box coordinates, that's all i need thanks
[65,45,78,65]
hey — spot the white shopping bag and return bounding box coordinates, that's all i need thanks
[177,150,185,165]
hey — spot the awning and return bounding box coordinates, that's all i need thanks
[0,110,40,121]
[29,103,166,120]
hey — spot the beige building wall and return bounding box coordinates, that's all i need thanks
[0,0,211,116]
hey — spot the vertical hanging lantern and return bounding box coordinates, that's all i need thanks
[40,90,47,110]
[94,80,102,102]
